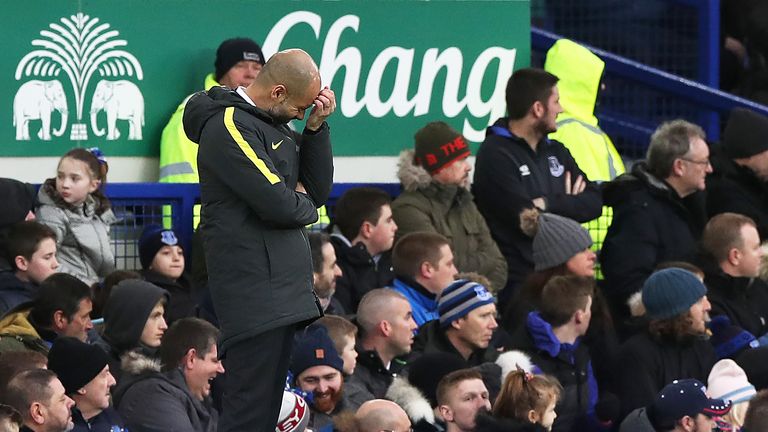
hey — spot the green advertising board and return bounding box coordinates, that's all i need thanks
[3,1,530,158]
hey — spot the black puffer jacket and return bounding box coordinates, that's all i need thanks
[184,87,332,349]
[600,163,707,327]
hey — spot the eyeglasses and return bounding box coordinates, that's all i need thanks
[679,157,711,167]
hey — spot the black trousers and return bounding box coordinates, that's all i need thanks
[218,326,296,432]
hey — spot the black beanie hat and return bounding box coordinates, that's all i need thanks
[214,38,265,82]
[414,122,471,175]
[138,224,180,270]
[724,107,768,159]
[290,324,343,377]
[407,352,467,406]
[48,337,109,394]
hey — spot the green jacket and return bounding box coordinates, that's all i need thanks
[391,150,507,292]
[0,309,48,355]
[545,38,626,253]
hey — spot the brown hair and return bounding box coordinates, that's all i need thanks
[316,315,357,355]
[392,232,450,278]
[45,147,111,215]
[701,213,756,263]
[3,221,57,271]
[539,276,594,327]
[332,187,391,240]
[655,261,704,279]
[648,311,701,342]
[744,389,768,432]
[436,369,484,406]
[493,369,562,422]
[505,68,559,120]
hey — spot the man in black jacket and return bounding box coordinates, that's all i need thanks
[473,68,602,307]
[600,120,711,332]
[183,48,335,432]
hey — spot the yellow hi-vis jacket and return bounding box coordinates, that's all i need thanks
[158,74,329,230]
[545,38,625,256]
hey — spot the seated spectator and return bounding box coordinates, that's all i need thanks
[436,369,491,432]
[115,317,224,432]
[391,232,458,327]
[290,325,352,431]
[707,359,757,431]
[0,404,22,432]
[476,367,561,432]
[355,399,412,432]
[386,352,468,432]
[707,108,768,238]
[330,187,397,312]
[347,289,417,406]
[138,225,195,324]
[314,315,358,375]
[47,337,123,432]
[601,120,710,334]
[392,121,507,291]
[617,269,717,418]
[36,148,116,285]
[4,369,75,432]
[699,212,768,338]
[308,232,344,314]
[96,279,169,381]
[506,275,597,431]
[619,379,731,432]
[413,280,500,366]
[743,389,768,431]
[0,273,92,354]
[0,222,59,316]
[276,391,311,432]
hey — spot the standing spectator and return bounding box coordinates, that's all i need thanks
[36,148,115,285]
[96,279,169,381]
[601,120,711,333]
[138,225,195,324]
[413,280,500,365]
[473,68,602,307]
[0,222,59,316]
[331,187,397,312]
[544,39,625,256]
[290,325,352,431]
[47,337,123,432]
[308,232,344,314]
[0,273,92,355]
[617,269,717,418]
[347,289,417,405]
[506,276,598,432]
[391,232,458,327]
[707,108,768,238]
[392,121,507,290]
[4,369,74,432]
[115,318,224,432]
[700,213,768,338]
[183,48,335,432]
[436,369,491,432]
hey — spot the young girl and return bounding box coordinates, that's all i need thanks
[491,368,562,431]
[36,148,116,285]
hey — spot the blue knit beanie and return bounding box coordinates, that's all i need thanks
[139,224,180,269]
[642,268,707,320]
[290,324,344,377]
[438,279,495,328]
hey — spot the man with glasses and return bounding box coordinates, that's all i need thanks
[600,120,711,337]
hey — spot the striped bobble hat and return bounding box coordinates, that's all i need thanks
[438,279,495,328]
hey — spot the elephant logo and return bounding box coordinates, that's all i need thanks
[90,80,144,140]
[13,13,143,141]
[13,80,68,141]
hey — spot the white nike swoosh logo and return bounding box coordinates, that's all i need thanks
[271,140,283,150]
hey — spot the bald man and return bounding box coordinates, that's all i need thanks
[356,400,411,432]
[184,48,336,432]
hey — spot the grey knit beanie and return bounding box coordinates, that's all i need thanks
[520,209,593,271]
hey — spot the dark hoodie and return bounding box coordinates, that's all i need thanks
[599,162,706,328]
[96,279,169,381]
[182,86,331,350]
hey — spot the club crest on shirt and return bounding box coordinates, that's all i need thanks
[519,164,531,177]
[548,156,564,177]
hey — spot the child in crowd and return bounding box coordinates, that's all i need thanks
[491,368,562,431]
[315,315,358,375]
[36,148,116,285]
[138,225,195,325]
[0,221,59,316]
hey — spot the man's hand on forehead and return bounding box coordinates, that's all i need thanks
[306,86,336,131]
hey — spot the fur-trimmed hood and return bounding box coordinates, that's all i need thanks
[387,375,436,424]
[398,149,435,192]
[120,349,162,375]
